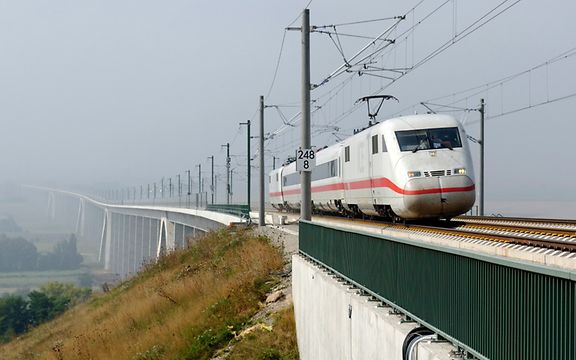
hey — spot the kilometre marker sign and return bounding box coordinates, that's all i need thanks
[296,148,316,172]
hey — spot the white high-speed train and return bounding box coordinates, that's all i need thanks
[269,114,475,220]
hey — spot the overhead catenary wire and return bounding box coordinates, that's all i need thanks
[327,27,349,65]
[263,0,456,141]
[472,92,576,124]
[314,17,405,87]
[264,30,288,99]
[312,30,397,42]
[264,0,530,167]
[382,45,576,118]
[410,0,524,71]
[349,0,452,74]
[267,0,315,98]
[424,46,576,105]
[287,0,314,27]
[311,0,525,131]
[314,16,408,29]
[257,0,316,118]
[364,0,525,99]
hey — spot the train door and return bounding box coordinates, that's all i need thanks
[368,132,382,212]
[356,132,374,214]
[276,167,284,206]
[370,131,394,206]
[341,143,352,208]
[369,133,377,206]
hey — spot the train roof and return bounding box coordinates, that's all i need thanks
[379,113,460,131]
[342,113,460,143]
[355,113,458,133]
[313,143,342,160]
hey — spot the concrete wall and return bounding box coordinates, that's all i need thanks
[292,255,455,360]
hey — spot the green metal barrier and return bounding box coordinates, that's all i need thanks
[299,220,576,360]
[206,204,250,219]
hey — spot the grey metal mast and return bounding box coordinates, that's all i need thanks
[186,170,191,208]
[196,164,201,208]
[301,9,312,221]
[259,96,265,226]
[221,143,231,204]
[209,156,214,204]
[240,120,251,210]
[479,98,485,216]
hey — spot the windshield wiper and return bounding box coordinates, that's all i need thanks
[413,139,430,152]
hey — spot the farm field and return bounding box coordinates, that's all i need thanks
[0,269,89,296]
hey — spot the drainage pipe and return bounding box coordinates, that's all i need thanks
[407,334,436,360]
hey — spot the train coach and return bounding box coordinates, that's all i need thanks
[269,114,476,220]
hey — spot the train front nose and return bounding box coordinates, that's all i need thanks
[397,176,475,219]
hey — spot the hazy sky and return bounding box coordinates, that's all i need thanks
[0,1,575,208]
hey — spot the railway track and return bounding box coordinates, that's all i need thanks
[305,214,576,253]
[399,221,576,252]
[268,210,576,253]
[454,215,576,232]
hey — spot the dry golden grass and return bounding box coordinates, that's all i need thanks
[0,227,293,360]
[228,305,299,360]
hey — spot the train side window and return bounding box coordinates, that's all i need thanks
[382,135,388,153]
[371,135,378,154]
[345,146,350,162]
[330,160,338,177]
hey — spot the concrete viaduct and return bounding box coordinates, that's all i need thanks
[39,187,245,278]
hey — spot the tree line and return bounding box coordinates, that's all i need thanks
[0,234,83,272]
[0,282,91,342]
[0,217,21,233]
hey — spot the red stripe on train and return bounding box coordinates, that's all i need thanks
[269,177,475,197]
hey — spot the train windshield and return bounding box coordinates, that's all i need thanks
[396,127,462,152]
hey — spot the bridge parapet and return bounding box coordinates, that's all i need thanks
[299,220,576,360]
[206,204,250,220]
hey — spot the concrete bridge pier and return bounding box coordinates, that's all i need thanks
[157,216,176,258]
[127,215,135,274]
[113,213,124,276]
[134,216,143,273]
[146,217,159,264]
[98,208,110,269]
[75,198,85,238]
[47,191,56,220]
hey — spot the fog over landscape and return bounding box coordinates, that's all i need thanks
[0,0,575,216]
[0,1,576,356]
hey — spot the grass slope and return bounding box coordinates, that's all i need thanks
[0,227,298,360]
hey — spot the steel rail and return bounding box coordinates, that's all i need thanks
[378,222,576,252]
[455,215,576,231]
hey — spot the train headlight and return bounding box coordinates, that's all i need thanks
[454,167,466,175]
[407,171,422,178]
